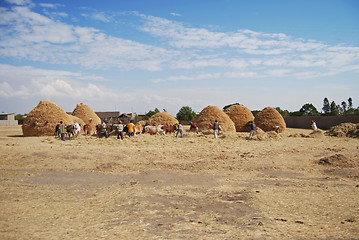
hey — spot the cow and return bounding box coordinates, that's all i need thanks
[66,124,75,138]
[144,125,166,135]
[134,123,144,135]
[162,125,177,134]
[83,124,92,135]
[73,122,81,138]
[55,124,60,137]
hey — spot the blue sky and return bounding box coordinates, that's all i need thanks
[1,0,358,115]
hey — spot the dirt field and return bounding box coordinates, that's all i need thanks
[0,125,358,239]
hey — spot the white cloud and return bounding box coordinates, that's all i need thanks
[170,12,182,17]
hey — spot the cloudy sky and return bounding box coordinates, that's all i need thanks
[1,0,358,115]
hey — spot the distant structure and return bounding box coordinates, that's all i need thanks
[0,113,18,126]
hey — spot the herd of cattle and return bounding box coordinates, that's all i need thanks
[55,122,179,139]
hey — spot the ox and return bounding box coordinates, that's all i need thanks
[162,125,177,134]
[83,124,92,135]
[134,123,144,135]
[144,125,166,135]
[73,122,81,137]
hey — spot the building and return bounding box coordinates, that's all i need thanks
[0,113,18,126]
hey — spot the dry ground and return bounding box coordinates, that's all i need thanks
[0,125,358,239]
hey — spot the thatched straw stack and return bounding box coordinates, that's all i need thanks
[22,100,72,136]
[148,112,179,125]
[224,105,254,132]
[254,107,286,132]
[194,106,236,132]
[72,103,101,132]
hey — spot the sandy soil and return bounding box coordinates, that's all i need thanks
[0,125,358,239]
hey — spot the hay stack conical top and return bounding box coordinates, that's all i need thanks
[148,112,179,125]
[254,107,286,132]
[224,105,254,132]
[72,103,101,128]
[195,106,235,132]
[22,100,72,136]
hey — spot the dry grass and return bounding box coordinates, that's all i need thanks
[0,125,358,239]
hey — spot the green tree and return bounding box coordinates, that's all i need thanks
[299,103,320,116]
[144,108,160,120]
[322,97,330,115]
[341,101,347,114]
[330,101,340,116]
[275,107,290,117]
[176,106,197,122]
[15,114,26,125]
[223,103,240,111]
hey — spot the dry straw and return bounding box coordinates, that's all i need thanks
[326,123,359,138]
[72,103,101,131]
[194,106,236,132]
[22,100,73,136]
[148,112,179,125]
[224,105,254,132]
[254,107,286,132]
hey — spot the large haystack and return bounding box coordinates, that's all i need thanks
[224,105,254,132]
[194,106,236,132]
[254,107,286,132]
[22,100,72,136]
[148,112,179,125]
[72,103,101,131]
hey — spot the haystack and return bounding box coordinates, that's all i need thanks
[72,103,101,131]
[224,105,254,132]
[148,112,179,125]
[254,107,286,132]
[22,100,72,136]
[194,106,236,132]
[326,123,359,138]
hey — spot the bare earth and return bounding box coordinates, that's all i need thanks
[0,125,358,239]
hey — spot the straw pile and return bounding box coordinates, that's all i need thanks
[72,103,101,131]
[251,128,282,141]
[22,100,72,136]
[326,123,359,138]
[194,106,235,132]
[148,112,179,125]
[224,105,254,132]
[254,107,286,132]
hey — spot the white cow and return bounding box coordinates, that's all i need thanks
[73,122,81,137]
[144,125,166,135]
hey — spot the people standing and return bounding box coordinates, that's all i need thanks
[117,120,124,140]
[248,121,256,139]
[213,120,220,138]
[176,122,183,138]
[100,120,108,138]
[311,120,318,130]
[59,121,66,141]
[127,120,135,138]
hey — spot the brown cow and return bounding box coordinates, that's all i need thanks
[83,124,93,135]
[162,125,177,134]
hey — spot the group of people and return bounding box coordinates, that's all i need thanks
[99,119,136,140]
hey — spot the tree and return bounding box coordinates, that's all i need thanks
[348,97,353,109]
[223,103,240,111]
[275,107,290,117]
[144,108,160,120]
[330,101,340,116]
[176,106,197,122]
[341,101,347,114]
[299,103,320,116]
[322,97,330,115]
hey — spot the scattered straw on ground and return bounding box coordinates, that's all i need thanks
[326,123,359,138]
[194,106,235,132]
[224,105,254,132]
[148,112,179,125]
[254,107,286,132]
